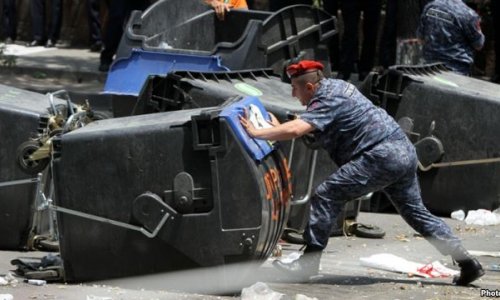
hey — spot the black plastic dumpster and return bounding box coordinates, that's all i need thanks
[363,64,500,215]
[0,84,66,250]
[128,69,361,236]
[52,98,291,281]
[115,0,336,79]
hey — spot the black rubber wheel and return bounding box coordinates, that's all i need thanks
[36,239,60,252]
[352,223,386,239]
[16,140,50,175]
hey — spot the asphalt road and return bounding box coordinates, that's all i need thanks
[0,212,498,300]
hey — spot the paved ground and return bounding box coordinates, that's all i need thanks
[0,43,105,94]
[1,43,499,299]
[0,212,499,299]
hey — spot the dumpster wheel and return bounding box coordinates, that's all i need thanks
[16,141,50,175]
[33,235,60,252]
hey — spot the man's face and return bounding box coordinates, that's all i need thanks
[291,78,315,106]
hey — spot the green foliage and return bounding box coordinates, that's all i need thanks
[32,71,47,79]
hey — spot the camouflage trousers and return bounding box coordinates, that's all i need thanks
[304,134,462,255]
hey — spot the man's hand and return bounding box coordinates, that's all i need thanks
[239,108,315,141]
[268,112,280,127]
[239,109,258,137]
[206,0,233,21]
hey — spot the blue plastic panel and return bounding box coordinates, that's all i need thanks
[220,96,274,162]
[103,49,229,96]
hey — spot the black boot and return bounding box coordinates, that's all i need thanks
[452,246,485,286]
[273,246,322,281]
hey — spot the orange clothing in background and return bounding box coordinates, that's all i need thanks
[221,0,248,9]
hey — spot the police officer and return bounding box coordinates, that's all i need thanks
[27,0,63,47]
[99,0,150,72]
[323,0,340,71]
[417,0,484,75]
[205,0,248,21]
[337,0,382,81]
[87,0,103,52]
[379,0,397,69]
[239,60,484,286]
[491,0,500,83]
[2,0,17,43]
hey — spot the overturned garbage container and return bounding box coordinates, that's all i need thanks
[104,50,229,96]
[363,64,500,215]
[126,69,362,238]
[52,96,291,282]
[115,0,335,81]
[0,84,68,250]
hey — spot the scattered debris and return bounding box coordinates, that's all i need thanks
[295,294,318,300]
[241,282,285,300]
[11,254,64,282]
[86,296,113,300]
[360,253,459,278]
[0,273,18,286]
[488,265,500,272]
[272,245,282,258]
[277,252,301,264]
[450,210,465,221]
[464,208,500,226]
[395,234,410,242]
[26,279,46,286]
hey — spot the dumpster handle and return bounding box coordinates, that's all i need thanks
[0,176,40,188]
[418,157,500,171]
[291,149,318,206]
[46,200,171,239]
[47,90,75,116]
[63,111,88,133]
[287,138,295,169]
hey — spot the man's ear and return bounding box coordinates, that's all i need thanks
[305,82,315,91]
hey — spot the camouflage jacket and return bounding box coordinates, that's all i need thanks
[300,78,403,167]
[417,0,485,75]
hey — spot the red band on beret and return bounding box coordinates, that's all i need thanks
[286,60,324,78]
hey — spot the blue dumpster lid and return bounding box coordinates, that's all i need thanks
[103,49,229,96]
[220,96,275,161]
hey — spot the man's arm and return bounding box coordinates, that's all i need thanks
[239,116,315,141]
[204,0,233,20]
[471,19,485,50]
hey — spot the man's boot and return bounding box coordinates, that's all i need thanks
[452,246,485,286]
[273,246,322,281]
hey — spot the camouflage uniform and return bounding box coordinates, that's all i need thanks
[417,0,484,75]
[299,78,462,255]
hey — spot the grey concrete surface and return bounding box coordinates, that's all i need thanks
[0,212,499,299]
[0,44,106,94]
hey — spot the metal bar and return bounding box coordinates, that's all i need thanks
[418,157,500,172]
[63,111,87,132]
[47,92,57,115]
[0,176,40,188]
[287,138,295,169]
[48,203,170,239]
[33,173,45,207]
[291,150,318,205]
